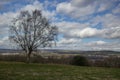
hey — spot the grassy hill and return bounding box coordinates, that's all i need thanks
[0,62,120,80]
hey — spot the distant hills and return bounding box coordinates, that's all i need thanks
[0,49,21,53]
[0,49,119,55]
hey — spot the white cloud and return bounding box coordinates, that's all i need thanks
[58,38,81,44]
[55,21,91,38]
[102,27,120,39]
[20,0,56,20]
[91,13,120,39]
[79,27,100,38]
[0,37,8,44]
[56,20,120,39]
[56,21,89,31]
[102,14,120,28]
[0,12,18,36]
[0,1,43,29]
[0,0,56,32]
[56,2,75,15]
[56,0,96,18]
[0,36,10,48]
[57,38,82,48]
[97,0,115,12]
[86,40,107,46]
[55,21,105,38]
[66,27,100,38]
[21,0,43,11]
[0,12,18,25]
[85,40,120,51]
[56,0,117,19]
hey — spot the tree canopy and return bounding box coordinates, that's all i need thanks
[9,10,58,63]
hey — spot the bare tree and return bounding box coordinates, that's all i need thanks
[9,10,58,63]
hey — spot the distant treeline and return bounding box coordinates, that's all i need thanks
[0,49,120,55]
[0,54,120,68]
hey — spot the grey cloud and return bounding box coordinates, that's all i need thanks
[85,41,120,51]
[112,4,120,14]
[56,0,118,19]
[56,1,95,18]
[55,21,91,39]
[86,40,107,46]
[71,0,96,7]
[56,38,120,51]
[56,20,120,39]
[102,27,120,39]
[0,36,10,49]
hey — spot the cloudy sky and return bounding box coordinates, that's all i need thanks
[0,0,120,51]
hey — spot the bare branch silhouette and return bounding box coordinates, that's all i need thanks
[9,10,58,63]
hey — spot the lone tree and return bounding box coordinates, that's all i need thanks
[9,10,58,63]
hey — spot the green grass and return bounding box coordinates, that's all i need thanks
[0,62,120,80]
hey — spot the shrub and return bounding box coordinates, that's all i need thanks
[93,56,120,68]
[103,56,120,68]
[71,55,90,66]
[31,55,45,63]
[0,54,26,62]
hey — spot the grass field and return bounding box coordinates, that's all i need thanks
[0,62,120,80]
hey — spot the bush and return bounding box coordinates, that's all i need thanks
[0,54,72,64]
[93,56,120,68]
[31,55,45,63]
[103,56,120,68]
[71,55,90,66]
[0,54,26,62]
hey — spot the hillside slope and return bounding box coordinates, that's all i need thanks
[0,62,120,80]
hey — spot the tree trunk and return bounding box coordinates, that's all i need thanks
[26,52,31,63]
